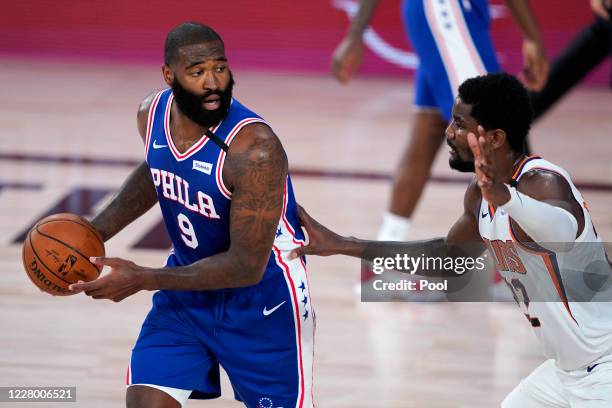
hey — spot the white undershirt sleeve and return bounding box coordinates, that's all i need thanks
[500,185,578,247]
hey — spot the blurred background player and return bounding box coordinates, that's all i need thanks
[70,23,315,408]
[292,73,612,407]
[332,0,548,246]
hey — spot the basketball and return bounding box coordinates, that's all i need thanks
[22,213,105,296]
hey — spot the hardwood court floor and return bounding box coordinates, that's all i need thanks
[0,58,610,407]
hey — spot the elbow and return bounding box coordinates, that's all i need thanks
[242,267,265,287]
[232,256,267,288]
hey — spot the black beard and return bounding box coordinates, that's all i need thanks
[171,72,234,128]
[447,139,475,172]
[449,155,475,173]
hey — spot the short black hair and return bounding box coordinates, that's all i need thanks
[458,72,533,153]
[164,22,224,66]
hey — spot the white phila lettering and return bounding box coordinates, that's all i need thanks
[197,191,220,219]
[150,167,220,219]
[150,168,161,187]
[160,170,178,201]
[183,179,200,212]
[175,175,185,204]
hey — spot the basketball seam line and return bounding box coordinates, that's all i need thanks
[28,232,74,285]
[33,227,101,274]
[36,218,104,247]
[22,230,50,291]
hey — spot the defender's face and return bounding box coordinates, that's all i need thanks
[445,97,478,173]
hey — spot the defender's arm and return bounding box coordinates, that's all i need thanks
[504,170,584,244]
[291,181,485,277]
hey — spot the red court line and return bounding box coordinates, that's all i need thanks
[1,152,611,192]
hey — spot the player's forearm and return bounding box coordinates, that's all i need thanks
[347,0,380,39]
[91,161,158,242]
[143,249,267,291]
[504,0,544,44]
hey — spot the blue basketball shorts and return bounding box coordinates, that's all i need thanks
[402,0,501,121]
[127,256,315,408]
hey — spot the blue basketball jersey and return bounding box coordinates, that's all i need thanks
[144,89,306,285]
[132,89,316,406]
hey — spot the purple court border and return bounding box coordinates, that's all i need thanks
[1,152,611,192]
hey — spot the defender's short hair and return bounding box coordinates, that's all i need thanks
[164,22,224,65]
[458,73,533,153]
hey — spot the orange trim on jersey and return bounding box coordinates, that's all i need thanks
[508,224,578,325]
[511,155,541,180]
[522,166,565,180]
[488,203,496,218]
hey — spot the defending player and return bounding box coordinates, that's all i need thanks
[70,23,315,408]
[292,73,612,407]
[332,0,548,243]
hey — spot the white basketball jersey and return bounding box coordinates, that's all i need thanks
[479,156,612,370]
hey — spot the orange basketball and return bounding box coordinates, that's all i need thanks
[22,213,105,296]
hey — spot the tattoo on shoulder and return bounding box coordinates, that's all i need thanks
[225,130,288,194]
[223,130,289,268]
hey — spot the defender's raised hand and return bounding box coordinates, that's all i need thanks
[290,206,348,259]
[467,126,511,207]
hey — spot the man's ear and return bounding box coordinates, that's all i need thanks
[489,129,507,149]
[162,65,174,87]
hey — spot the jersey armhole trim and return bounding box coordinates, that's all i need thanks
[516,166,587,239]
[144,90,165,161]
[215,118,267,199]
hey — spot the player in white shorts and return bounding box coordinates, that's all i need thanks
[289,72,612,407]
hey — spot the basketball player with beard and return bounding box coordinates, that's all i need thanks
[70,23,315,408]
[292,73,612,407]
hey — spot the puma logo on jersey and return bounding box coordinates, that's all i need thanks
[150,167,220,219]
[192,160,213,175]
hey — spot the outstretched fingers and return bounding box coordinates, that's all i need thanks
[468,127,495,188]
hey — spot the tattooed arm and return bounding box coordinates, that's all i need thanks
[90,92,159,241]
[147,123,288,290]
[71,123,288,299]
